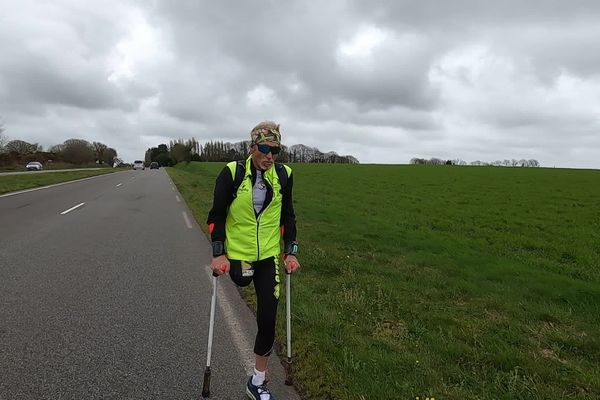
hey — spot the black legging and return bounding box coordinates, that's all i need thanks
[228,256,280,356]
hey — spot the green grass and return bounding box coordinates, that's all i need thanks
[0,169,123,195]
[168,162,600,400]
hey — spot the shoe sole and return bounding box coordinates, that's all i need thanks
[246,387,258,400]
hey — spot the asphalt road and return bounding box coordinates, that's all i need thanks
[0,169,301,400]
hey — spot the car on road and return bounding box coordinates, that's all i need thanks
[26,161,43,171]
[133,160,145,170]
[150,162,160,169]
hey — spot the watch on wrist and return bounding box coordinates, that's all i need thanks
[284,241,299,257]
[212,241,225,257]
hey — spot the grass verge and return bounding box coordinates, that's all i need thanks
[168,162,600,400]
[0,169,123,195]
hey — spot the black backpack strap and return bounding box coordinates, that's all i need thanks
[275,163,288,194]
[232,160,246,197]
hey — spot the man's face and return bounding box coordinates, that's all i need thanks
[251,140,279,171]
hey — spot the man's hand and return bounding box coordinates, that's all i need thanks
[211,255,230,276]
[284,255,300,274]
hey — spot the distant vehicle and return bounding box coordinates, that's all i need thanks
[26,162,43,171]
[133,160,145,170]
[150,162,160,169]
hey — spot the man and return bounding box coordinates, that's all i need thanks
[207,121,300,400]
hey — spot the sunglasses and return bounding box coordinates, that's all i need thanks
[256,144,281,155]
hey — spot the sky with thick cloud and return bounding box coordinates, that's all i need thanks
[1,0,599,168]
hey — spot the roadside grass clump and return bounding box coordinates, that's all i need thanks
[168,162,600,400]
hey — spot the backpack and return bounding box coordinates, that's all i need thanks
[231,161,289,196]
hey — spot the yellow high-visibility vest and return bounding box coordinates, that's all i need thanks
[225,157,291,261]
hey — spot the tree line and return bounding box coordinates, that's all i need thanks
[144,139,359,166]
[0,126,120,168]
[410,157,541,167]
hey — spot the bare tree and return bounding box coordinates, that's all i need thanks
[49,144,65,154]
[92,141,108,164]
[5,139,40,154]
[61,139,95,164]
[287,144,347,163]
[0,125,7,153]
[410,156,540,167]
[170,143,190,163]
[103,148,117,166]
[150,138,358,165]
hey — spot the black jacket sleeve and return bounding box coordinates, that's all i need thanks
[206,166,234,243]
[281,171,297,247]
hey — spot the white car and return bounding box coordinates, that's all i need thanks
[133,160,145,170]
[26,161,43,171]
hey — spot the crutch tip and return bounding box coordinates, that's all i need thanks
[284,358,293,385]
[201,368,211,397]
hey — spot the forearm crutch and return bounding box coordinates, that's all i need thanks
[202,272,218,398]
[285,270,293,385]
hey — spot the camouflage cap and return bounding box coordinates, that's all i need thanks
[250,121,281,145]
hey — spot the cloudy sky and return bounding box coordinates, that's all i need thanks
[1,1,599,168]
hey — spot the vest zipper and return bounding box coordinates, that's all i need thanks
[256,217,260,260]
[255,175,275,261]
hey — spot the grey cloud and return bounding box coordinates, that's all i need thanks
[497,23,600,80]
[150,0,439,112]
[1,0,599,166]
[351,0,600,28]
[1,62,124,111]
[0,0,145,113]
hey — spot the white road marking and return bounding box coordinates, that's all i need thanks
[60,202,85,215]
[116,183,122,187]
[182,211,193,229]
[204,266,255,373]
[172,187,175,191]
[175,195,181,203]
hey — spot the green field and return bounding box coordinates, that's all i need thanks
[168,162,600,400]
[0,169,122,195]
